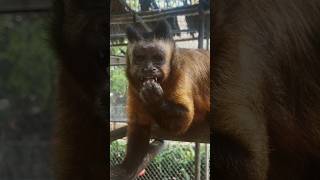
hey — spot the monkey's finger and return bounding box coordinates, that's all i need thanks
[149,82,163,95]
[143,81,154,90]
[154,85,163,96]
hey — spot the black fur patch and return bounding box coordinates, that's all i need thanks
[152,21,173,40]
[126,26,143,43]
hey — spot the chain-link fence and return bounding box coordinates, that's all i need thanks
[110,140,210,180]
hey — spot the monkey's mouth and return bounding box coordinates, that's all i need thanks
[141,76,159,84]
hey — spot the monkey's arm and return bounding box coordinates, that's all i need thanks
[141,76,195,134]
[152,98,194,134]
[121,121,150,172]
[112,91,153,180]
[111,139,164,180]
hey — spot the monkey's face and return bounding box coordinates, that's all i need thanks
[127,40,173,87]
[125,21,175,89]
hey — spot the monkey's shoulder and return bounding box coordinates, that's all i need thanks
[171,48,210,83]
[175,48,210,61]
[173,48,209,68]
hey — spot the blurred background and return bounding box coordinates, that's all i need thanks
[0,1,55,179]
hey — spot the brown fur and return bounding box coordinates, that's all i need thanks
[114,22,210,179]
[126,47,210,131]
[213,0,320,179]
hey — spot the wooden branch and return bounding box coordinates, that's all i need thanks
[151,121,210,143]
[110,56,126,66]
[111,37,201,48]
[110,120,210,143]
[110,126,127,143]
[110,29,197,39]
[109,121,210,179]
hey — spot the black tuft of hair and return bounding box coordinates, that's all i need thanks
[126,26,143,43]
[153,20,173,40]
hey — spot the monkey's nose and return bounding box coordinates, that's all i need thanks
[143,67,157,73]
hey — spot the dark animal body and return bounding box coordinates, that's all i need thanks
[114,21,210,179]
[51,0,107,179]
[213,0,320,179]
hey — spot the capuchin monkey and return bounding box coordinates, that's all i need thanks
[213,0,320,180]
[112,21,210,179]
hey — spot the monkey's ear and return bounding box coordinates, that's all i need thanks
[153,20,173,40]
[126,26,143,43]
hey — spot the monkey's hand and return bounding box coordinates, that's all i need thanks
[139,79,163,105]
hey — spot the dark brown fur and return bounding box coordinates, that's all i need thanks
[212,0,320,179]
[115,22,210,179]
[51,0,107,179]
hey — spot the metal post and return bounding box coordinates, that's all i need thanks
[195,1,205,179]
[195,143,201,180]
[206,29,209,50]
[198,0,205,49]
[204,144,210,180]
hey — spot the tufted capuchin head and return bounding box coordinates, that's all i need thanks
[125,21,175,91]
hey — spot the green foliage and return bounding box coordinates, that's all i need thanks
[110,140,127,161]
[0,14,55,139]
[110,140,210,179]
[126,0,141,11]
[110,66,127,96]
[150,143,196,179]
[110,47,127,102]
[110,66,127,106]
[111,46,126,56]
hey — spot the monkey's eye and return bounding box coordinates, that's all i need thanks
[134,55,144,64]
[135,55,144,59]
[152,55,163,64]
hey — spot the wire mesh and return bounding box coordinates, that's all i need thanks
[110,140,210,180]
